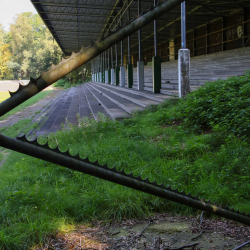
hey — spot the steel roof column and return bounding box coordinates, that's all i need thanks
[127,5,133,88]
[120,25,125,87]
[178,1,190,97]
[111,46,115,85]
[152,0,161,93]
[102,53,105,83]
[137,0,144,91]
[108,49,111,84]
[99,54,102,82]
[115,43,119,86]
[105,50,108,83]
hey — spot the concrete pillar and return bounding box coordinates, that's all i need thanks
[105,70,109,83]
[111,68,115,85]
[120,66,125,87]
[115,67,120,86]
[92,74,94,81]
[178,49,190,98]
[137,61,144,91]
[99,72,102,82]
[152,56,161,93]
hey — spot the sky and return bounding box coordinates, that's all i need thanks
[0,0,38,31]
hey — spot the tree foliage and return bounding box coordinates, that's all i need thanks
[0,12,63,80]
[0,44,12,79]
[0,12,91,83]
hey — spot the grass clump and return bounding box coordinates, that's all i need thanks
[1,72,250,248]
[174,71,250,135]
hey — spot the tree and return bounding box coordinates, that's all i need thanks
[0,24,4,48]
[7,12,63,79]
[0,44,12,79]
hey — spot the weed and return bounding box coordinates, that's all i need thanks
[1,73,250,248]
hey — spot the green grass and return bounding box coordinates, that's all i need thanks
[0,92,10,103]
[1,73,250,249]
[0,90,52,120]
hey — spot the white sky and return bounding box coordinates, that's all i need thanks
[0,0,38,31]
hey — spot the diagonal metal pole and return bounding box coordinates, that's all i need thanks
[0,0,185,117]
[1,133,250,226]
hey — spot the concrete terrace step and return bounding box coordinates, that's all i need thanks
[91,82,160,108]
[82,85,110,120]
[28,89,69,137]
[94,81,172,102]
[160,89,179,96]
[37,89,72,135]
[85,83,131,119]
[89,83,143,114]
[37,86,92,135]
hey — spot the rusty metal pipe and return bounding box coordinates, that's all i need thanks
[0,133,250,226]
[0,0,184,117]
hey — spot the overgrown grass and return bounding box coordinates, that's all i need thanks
[0,90,52,120]
[1,72,250,249]
[0,92,10,103]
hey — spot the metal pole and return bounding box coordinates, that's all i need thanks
[2,133,250,227]
[128,5,131,64]
[105,50,107,70]
[154,0,158,56]
[138,0,141,61]
[181,1,186,49]
[115,44,118,67]
[121,41,123,66]
[108,49,110,69]
[111,47,113,68]
[102,53,104,71]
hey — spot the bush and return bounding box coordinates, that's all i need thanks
[53,78,68,87]
[176,71,250,136]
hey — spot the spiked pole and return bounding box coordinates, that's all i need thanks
[0,132,250,226]
[0,0,185,117]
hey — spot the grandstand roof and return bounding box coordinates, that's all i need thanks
[31,0,250,56]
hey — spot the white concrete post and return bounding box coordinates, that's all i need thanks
[105,70,109,83]
[178,49,190,98]
[99,72,102,82]
[120,66,125,87]
[111,68,115,85]
[137,61,144,91]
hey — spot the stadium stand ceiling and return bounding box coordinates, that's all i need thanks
[31,0,250,62]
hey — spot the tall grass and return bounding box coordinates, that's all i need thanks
[1,73,250,248]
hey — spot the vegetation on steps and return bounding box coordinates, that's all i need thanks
[0,72,250,249]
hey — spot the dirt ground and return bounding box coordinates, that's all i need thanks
[36,213,250,250]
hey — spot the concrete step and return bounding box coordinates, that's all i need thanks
[29,90,69,137]
[85,83,131,119]
[82,85,110,120]
[91,82,160,107]
[160,89,179,96]
[93,81,171,102]
[37,85,92,134]
[89,83,143,114]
